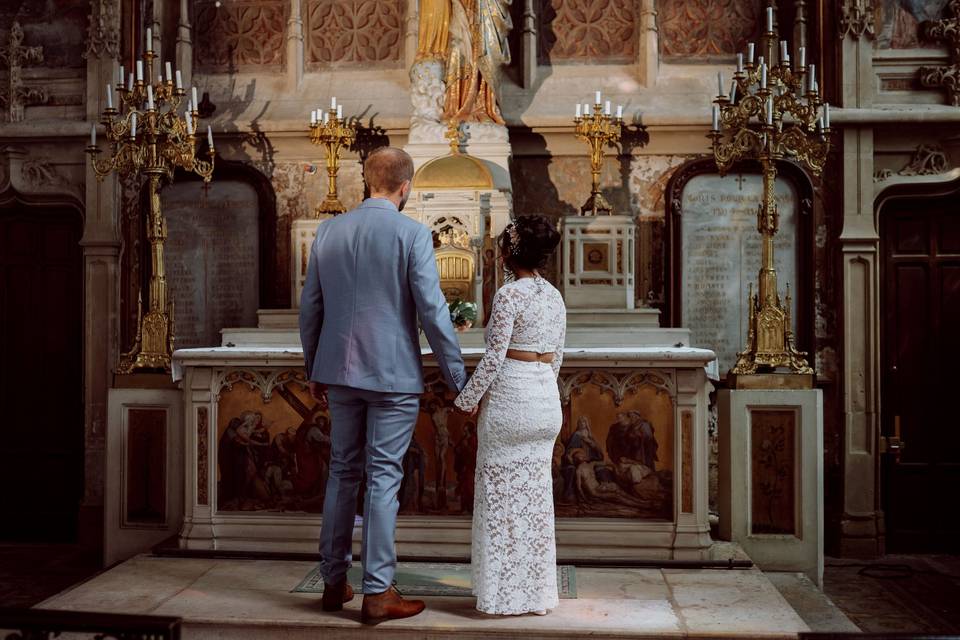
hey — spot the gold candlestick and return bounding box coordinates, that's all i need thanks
[574,98,623,216]
[309,105,357,217]
[88,47,215,374]
[709,22,830,383]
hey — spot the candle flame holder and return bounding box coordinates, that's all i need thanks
[309,107,357,217]
[708,16,831,384]
[87,47,215,374]
[574,100,623,216]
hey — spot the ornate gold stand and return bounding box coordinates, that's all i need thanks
[309,106,357,217]
[709,12,830,384]
[574,99,623,216]
[88,46,214,373]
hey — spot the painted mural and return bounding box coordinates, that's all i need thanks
[215,368,675,520]
[875,0,949,48]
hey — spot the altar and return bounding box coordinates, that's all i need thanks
[173,315,716,560]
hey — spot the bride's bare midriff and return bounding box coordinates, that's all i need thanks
[505,349,554,363]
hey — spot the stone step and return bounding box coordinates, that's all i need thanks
[39,555,812,639]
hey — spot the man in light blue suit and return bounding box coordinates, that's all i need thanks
[299,147,466,623]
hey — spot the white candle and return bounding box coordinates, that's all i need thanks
[90,124,96,146]
[575,103,581,118]
[823,102,830,128]
[595,90,601,104]
[127,72,134,92]
[311,110,317,125]
[780,40,788,61]
[165,62,173,83]
[766,96,774,125]
[604,100,611,115]
[817,115,824,131]
[157,71,162,85]
[729,80,737,103]
[175,70,183,90]
[323,111,329,124]
[207,125,214,149]
[737,53,743,73]
[131,112,137,139]
[146,28,152,52]
[747,43,755,65]
[106,83,113,109]
[760,63,767,89]
[616,104,623,119]
[147,84,154,110]
[583,103,590,115]
[185,110,193,134]
[136,60,143,82]
[191,87,198,110]
[717,71,724,97]
[766,7,773,31]
[119,65,124,86]
[798,46,806,69]
[336,104,342,119]
[331,96,336,109]
[711,104,719,131]
[808,64,816,92]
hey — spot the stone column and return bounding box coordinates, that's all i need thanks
[638,0,658,87]
[404,0,419,76]
[176,0,193,90]
[82,0,122,557]
[287,0,304,88]
[521,0,537,88]
[838,2,882,555]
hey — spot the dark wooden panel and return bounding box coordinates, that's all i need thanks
[750,409,797,536]
[126,408,168,525]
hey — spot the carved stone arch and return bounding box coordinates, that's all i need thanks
[663,156,816,365]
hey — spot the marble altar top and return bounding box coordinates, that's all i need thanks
[171,345,718,382]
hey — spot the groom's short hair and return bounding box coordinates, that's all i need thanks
[364,147,414,194]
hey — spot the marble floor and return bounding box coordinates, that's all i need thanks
[34,555,818,639]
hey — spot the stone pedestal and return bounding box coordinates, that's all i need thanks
[718,388,824,585]
[562,215,638,310]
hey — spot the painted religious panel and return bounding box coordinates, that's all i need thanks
[875,0,948,49]
[163,180,260,349]
[213,368,674,520]
[666,160,814,376]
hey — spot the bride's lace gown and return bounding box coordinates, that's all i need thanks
[454,276,567,615]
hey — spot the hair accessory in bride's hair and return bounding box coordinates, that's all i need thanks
[506,223,521,256]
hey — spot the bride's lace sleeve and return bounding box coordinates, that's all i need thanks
[551,309,566,379]
[454,288,517,410]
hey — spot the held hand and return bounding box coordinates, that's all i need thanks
[308,381,327,403]
[457,405,478,417]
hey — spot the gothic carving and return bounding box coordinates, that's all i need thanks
[305,0,403,67]
[899,143,951,175]
[538,0,637,63]
[919,0,960,106]
[558,369,674,405]
[215,368,309,401]
[659,0,759,59]
[194,0,287,71]
[0,148,82,201]
[838,0,875,40]
[197,407,209,505]
[0,21,46,123]
[84,0,121,59]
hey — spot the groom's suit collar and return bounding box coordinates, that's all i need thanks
[358,197,399,213]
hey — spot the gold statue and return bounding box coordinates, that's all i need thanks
[416,0,451,61]
[442,0,512,124]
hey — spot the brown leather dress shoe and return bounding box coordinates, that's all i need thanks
[360,586,426,624]
[321,578,354,612]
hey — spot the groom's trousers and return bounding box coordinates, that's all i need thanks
[318,384,420,594]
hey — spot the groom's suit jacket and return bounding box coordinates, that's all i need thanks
[299,197,466,394]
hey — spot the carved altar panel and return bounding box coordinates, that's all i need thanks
[665,159,814,376]
[750,409,797,535]
[163,180,260,349]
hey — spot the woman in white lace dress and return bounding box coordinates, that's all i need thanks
[454,215,566,616]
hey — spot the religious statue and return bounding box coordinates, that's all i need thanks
[414,0,513,126]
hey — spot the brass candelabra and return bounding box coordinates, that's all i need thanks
[309,99,357,217]
[708,6,830,383]
[573,93,623,215]
[87,36,215,374]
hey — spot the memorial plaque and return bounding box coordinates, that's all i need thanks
[163,181,260,348]
[680,174,798,372]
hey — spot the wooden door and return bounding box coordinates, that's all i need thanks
[881,194,960,552]
[0,204,83,541]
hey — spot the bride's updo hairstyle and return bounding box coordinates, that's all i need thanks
[500,214,561,272]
